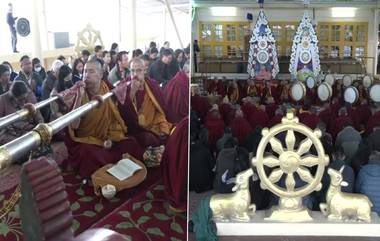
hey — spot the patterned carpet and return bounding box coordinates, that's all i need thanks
[0,165,187,241]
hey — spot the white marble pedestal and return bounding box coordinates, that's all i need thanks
[216,211,380,237]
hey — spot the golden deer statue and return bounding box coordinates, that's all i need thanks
[320,167,373,222]
[210,168,256,222]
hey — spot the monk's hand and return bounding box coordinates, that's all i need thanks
[92,95,104,108]
[23,103,37,118]
[103,139,113,149]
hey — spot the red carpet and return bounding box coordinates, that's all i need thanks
[0,166,186,241]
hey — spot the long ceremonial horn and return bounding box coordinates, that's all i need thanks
[0,96,59,130]
[0,81,121,170]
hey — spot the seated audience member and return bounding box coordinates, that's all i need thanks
[108,51,130,84]
[162,117,188,212]
[204,105,225,150]
[149,48,177,87]
[72,58,84,83]
[81,49,91,63]
[229,109,253,145]
[356,151,380,214]
[174,49,185,69]
[0,64,11,95]
[330,107,353,138]
[335,122,362,148]
[2,61,17,81]
[148,47,159,63]
[366,105,380,135]
[32,57,47,81]
[190,128,215,193]
[114,58,172,148]
[110,42,119,52]
[132,49,143,58]
[57,55,67,65]
[164,61,189,124]
[109,50,117,70]
[368,125,380,152]
[94,45,103,59]
[0,81,43,145]
[102,51,112,77]
[64,59,143,178]
[216,127,234,153]
[15,55,44,100]
[298,103,321,130]
[50,65,73,120]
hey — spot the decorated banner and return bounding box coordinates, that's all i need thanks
[289,4,320,82]
[247,2,279,81]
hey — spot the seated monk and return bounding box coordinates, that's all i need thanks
[204,104,225,150]
[219,96,235,125]
[268,108,284,127]
[226,80,240,104]
[229,109,253,145]
[330,107,353,138]
[191,86,210,122]
[298,102,321,130]
[0,81,43,145]
[162,116,188,212]
[248,105,269,130]
[63,59,143,178]
[163,61,189,124]
[207,77,225,96]
[114,58,172,148]
[241,97,257,118]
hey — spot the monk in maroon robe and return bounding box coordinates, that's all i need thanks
[241,98,257,118]
[264,96,277,119]
[162,117,188,212]
[208,78,225,96]
[204,105,225,149]
[268,109,284,127]
[356,99,371,131]
[163,69,189,124]
[330,107,353,138]
[248,105,269,130]
[191,89,210,122]
[219,99,235,125]
[298,105,321,130]
[63,60,143,178]
[229,109,253,145]
[113,58,172,148]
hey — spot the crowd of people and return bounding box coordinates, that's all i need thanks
[0,41,190,212]
[190,77,380,214]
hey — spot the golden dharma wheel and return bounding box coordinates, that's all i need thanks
[252,112,329,199]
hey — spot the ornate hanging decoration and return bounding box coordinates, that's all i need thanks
[289,1,320,82]
[247,0,279,81]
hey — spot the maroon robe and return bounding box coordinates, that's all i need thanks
[208,81,226,96]
[163,70,189,124]
[298,111,321,130]
[265,103,278,119]
[330,115,353,138]
[347,106,361,130]
[318,107,332,130]
[241,102,257,119]
[229,116,253,145]
[205,113,225,149]
[114,78,168,148]
[62,82,143,178]
[191,94,210,121]
[162,117,188,211]
[357,104,371,130]
[219,103,235,125]
[268,114,283,127]
[248,109,269,130]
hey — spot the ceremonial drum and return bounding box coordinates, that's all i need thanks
[342,75,353,87]
[370,84,380,102]
[291,82,306,102]
[344,86,359,104]
[306,76,316,89]
[324,74,335,86]
[363,75,373,88]
[317,82,333,102]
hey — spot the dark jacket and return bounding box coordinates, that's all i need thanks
[14,71,43,100]
[149,59,179,86]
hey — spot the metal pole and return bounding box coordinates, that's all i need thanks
[0,92,114,170]
[0,96,58,130]
[163,0,184,49]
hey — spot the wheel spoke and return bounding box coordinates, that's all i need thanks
[285,130,296,151]
[296,138,313,156]
[300,155,319,167]
[263,156,280,168]
[269,137,284,155]
[286,173,295,191]
[297,166,314,184]
[268,168,283,184]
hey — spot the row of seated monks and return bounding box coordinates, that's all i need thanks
[194,77,379,138]
[0,55,189,213]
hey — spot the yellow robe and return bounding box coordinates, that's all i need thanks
[69,82,128,146]
[134,82,172,136]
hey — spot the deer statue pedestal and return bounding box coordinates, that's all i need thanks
[215,211,380,237]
